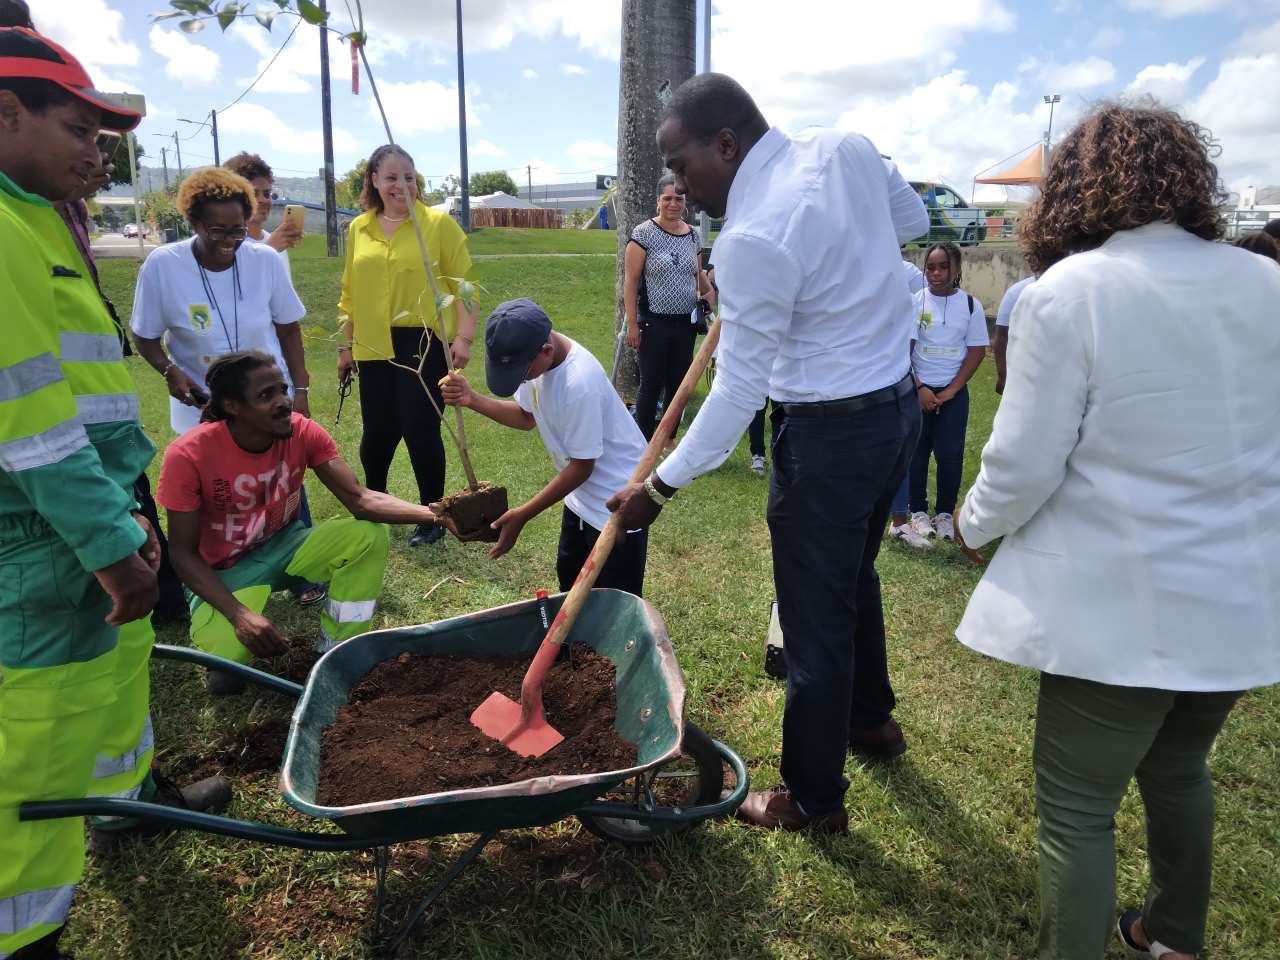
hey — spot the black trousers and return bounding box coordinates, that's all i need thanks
[555,506,648,597]
[634,312,696,440]
[133,473,187,621]
[357,328,449,506]
[748,402,770,457]
[767,379,920,815]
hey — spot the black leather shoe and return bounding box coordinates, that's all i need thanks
[205,667,246,697]
[849,718,907,759]
[89,774,233,855]
[409,523,445,547]
[735,786,848,833]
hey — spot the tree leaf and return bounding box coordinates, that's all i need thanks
[178,18,206,33]
[171,0,212,13]
[255,9,278,29]
[152,11,186,21]
[273,0,289,8]
[295,0,327,25]
[216,3,240,30]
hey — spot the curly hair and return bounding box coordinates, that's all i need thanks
[176,166,256,223]
[1018,102,1227,276]
[359,144,416,213]
[1234,232,1280,263]
[223,151,273,185]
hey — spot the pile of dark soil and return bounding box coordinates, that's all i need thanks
[260,633,322,683]
[317,649,636,806]
[435,482,508,541]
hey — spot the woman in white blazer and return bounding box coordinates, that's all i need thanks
[956,105,1280,960]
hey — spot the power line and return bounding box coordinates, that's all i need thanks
[217,19,302,116]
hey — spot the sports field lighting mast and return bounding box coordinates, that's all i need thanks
[1043,93,1061,145]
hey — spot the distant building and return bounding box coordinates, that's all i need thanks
[517,180,607,212]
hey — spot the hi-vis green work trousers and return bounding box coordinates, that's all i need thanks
[0,517,119,957]
[189,518,390,664]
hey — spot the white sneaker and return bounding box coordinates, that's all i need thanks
[888,521,933,549]
[934,513,955,541]
[750,454,766,475]
[910,511,936,539]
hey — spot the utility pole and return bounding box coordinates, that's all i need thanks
[455,0,471,231]
[319,0,339,256]
[173,131,183,180]
[527,164,534,205]
[210,108,220,165]
[160,146,169,189]
[697,0,712,249]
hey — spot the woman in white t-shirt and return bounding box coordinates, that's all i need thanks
[130,167,309,435]
[888,242,987,544]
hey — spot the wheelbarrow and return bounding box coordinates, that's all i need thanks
[20,589,749,956]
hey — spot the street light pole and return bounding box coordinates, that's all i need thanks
[455,0,471,231]
[1043,93,1061,145]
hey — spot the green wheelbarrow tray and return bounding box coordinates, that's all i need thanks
[281,588,688,843]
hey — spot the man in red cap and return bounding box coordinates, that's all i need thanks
[0,27,200,959]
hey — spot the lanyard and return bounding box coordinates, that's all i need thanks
[194,247,242,352]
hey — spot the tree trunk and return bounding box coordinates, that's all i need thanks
[612,0,696,402]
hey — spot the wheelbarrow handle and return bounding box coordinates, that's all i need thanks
[575,737,751,824]
[18,797,395,851]
[151,643,305,699]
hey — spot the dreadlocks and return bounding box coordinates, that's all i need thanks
[201,350,277,422]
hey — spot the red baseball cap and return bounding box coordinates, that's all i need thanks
[0,27,141,131]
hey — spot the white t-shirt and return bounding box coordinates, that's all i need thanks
[249,231,292,281]
[130,238,306,433]
[995,276,1034,328]
[515,338,646,532]
[902,259,925,294]
[910,288,989,386]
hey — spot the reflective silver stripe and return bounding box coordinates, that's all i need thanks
[0,884,75,936]
[325,598,377,623]
[0,353,62,403]
[76,392,139,425]
[0,419,88,472]
[60,331,123,363]
[92,714,154,780]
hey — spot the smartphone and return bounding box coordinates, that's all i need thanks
[282,204,305,235]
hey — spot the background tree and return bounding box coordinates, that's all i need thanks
[337,158,429,210]
[469,169,519,197]
[442,174,462,197]
[142,188,184,237]
[107,134,145,188]
[613,0,696,399]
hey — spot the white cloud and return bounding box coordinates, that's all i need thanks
[522,68,539,80]
[371,80,478,134]
[1125,58,1205,104]
[472,139,507,158]
[709,0,1016,129]
[561,63,587,76]
[565,139,616,170]
[1090,26,1124,49]
[148,26,221,90]
[1232,17,1280,55]
[1190,54,1280,190]
[837,71,1053,203]
[215,102,358,158]
[1125,0,1234,15]
[1039,56,1117,92]
[35,0,138,68]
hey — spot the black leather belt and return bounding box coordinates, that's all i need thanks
[773,375,914,419]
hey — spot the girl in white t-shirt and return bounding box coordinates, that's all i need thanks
[888,242,988,546]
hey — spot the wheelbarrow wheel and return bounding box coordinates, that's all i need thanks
[577,721,725,847]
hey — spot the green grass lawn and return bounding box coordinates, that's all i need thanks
[69,229,1280,959]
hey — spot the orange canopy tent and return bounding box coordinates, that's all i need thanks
[975,143,1046,185]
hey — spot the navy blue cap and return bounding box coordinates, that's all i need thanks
[484,298,553,397]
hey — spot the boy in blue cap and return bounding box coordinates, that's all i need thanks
[440,298,649,594]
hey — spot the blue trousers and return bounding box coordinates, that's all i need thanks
[891,384,970,516]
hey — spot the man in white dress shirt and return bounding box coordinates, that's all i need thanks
[609,73,930,832]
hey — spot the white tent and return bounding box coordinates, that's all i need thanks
[434,191,538,213]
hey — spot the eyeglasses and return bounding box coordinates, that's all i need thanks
[201,225,249,241]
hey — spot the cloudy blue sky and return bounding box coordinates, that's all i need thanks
[30,0,1280,201]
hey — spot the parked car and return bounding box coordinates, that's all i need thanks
[123,223,139,238]
[908,181,988,246]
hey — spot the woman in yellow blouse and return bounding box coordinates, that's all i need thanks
[337,144,475,547]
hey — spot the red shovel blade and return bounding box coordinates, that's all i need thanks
[470,691,565,758]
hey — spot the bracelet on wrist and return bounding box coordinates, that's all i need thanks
[294,386,310,393]
[643,476,672,506]
[161,360,175,377]
[338,346,352,355]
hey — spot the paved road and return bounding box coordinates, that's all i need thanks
[92,232,158,259]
